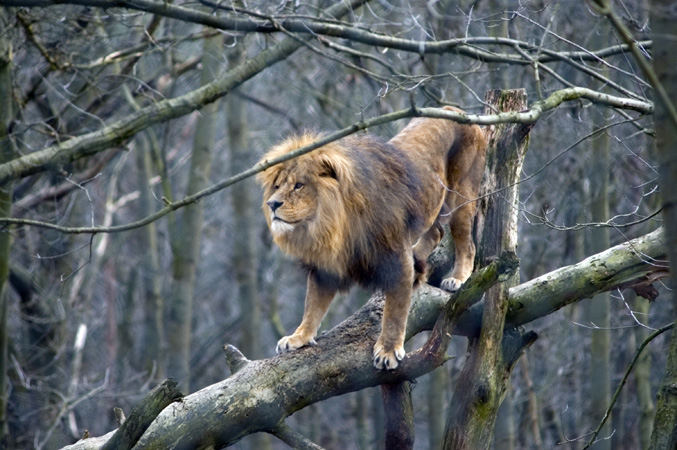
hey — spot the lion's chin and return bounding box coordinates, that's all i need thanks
[270,218,296,235]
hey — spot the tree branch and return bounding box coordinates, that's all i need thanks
[269,423,326,450]
[60,227,665,449]
[590,0,677,128]
[0,0,370,185]
[5,0,651,66]
[0,87,652,232]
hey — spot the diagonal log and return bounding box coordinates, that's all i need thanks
[62,227,665,449]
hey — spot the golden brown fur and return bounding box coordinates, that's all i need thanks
[257,106,486,370]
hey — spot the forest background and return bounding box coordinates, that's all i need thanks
[0,0,675,449]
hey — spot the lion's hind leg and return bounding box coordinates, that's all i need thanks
[440,199,477,293]
[412,221,444,286]
[439,127,485,292]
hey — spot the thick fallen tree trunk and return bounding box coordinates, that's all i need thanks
[63,227,666,449]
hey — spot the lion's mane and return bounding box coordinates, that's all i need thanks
[258,133,428,291]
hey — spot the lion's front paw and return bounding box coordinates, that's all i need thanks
[440,276,464,293]
[275,334,316,354]
[372,340,405,370]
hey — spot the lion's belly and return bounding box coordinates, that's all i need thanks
[306,247,405,292]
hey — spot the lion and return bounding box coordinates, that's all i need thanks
[257,106,486,370]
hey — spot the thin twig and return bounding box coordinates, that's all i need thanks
[583,321,675,450]
[269,422,326,450]
[589,0,677,128]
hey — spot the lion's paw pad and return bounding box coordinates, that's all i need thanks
[275,335,316,354]
[440,277,464,293]
[372,343,405,370]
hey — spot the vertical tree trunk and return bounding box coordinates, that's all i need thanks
[136,135,165,379]
[381,382,415,450]
[649,1,677,448]
[493,390,515,450]
[226,35,272,450]
[356,389,370,450]
[519,355,543,448]
[226,39,262,361]
[428,366,447,449]
[443,89,533,449]
[486,0,509,92]
[631,292,654,449]
[372,388,386,450]
[584,22,613,448]
[0,9,14,445]
[167,34,223,391]
[585,109,612,449]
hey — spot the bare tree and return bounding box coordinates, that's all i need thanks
[0,1,673,448]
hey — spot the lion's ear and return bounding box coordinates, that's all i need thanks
[319,158,339,179]
[318,152,351,183]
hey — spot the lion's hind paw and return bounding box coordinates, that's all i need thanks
[440,276,464,293]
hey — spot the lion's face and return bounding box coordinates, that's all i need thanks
[263,171,320,236]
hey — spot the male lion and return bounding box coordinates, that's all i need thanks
[257,106,486,370]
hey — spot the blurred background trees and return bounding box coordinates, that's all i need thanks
[0,0,673,448]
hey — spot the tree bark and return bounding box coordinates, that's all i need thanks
[136,135,165,379]
[0,9,14,445]
[381,382,414,450]
[649,1,677,448]
[443,89,532,449]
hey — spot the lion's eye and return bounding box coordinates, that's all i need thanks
[272,185,279,191]
[294,182,304,190]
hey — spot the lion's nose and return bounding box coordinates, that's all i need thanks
[267,200,283,212]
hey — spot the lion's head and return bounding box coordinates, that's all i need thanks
[257,134,364,275]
